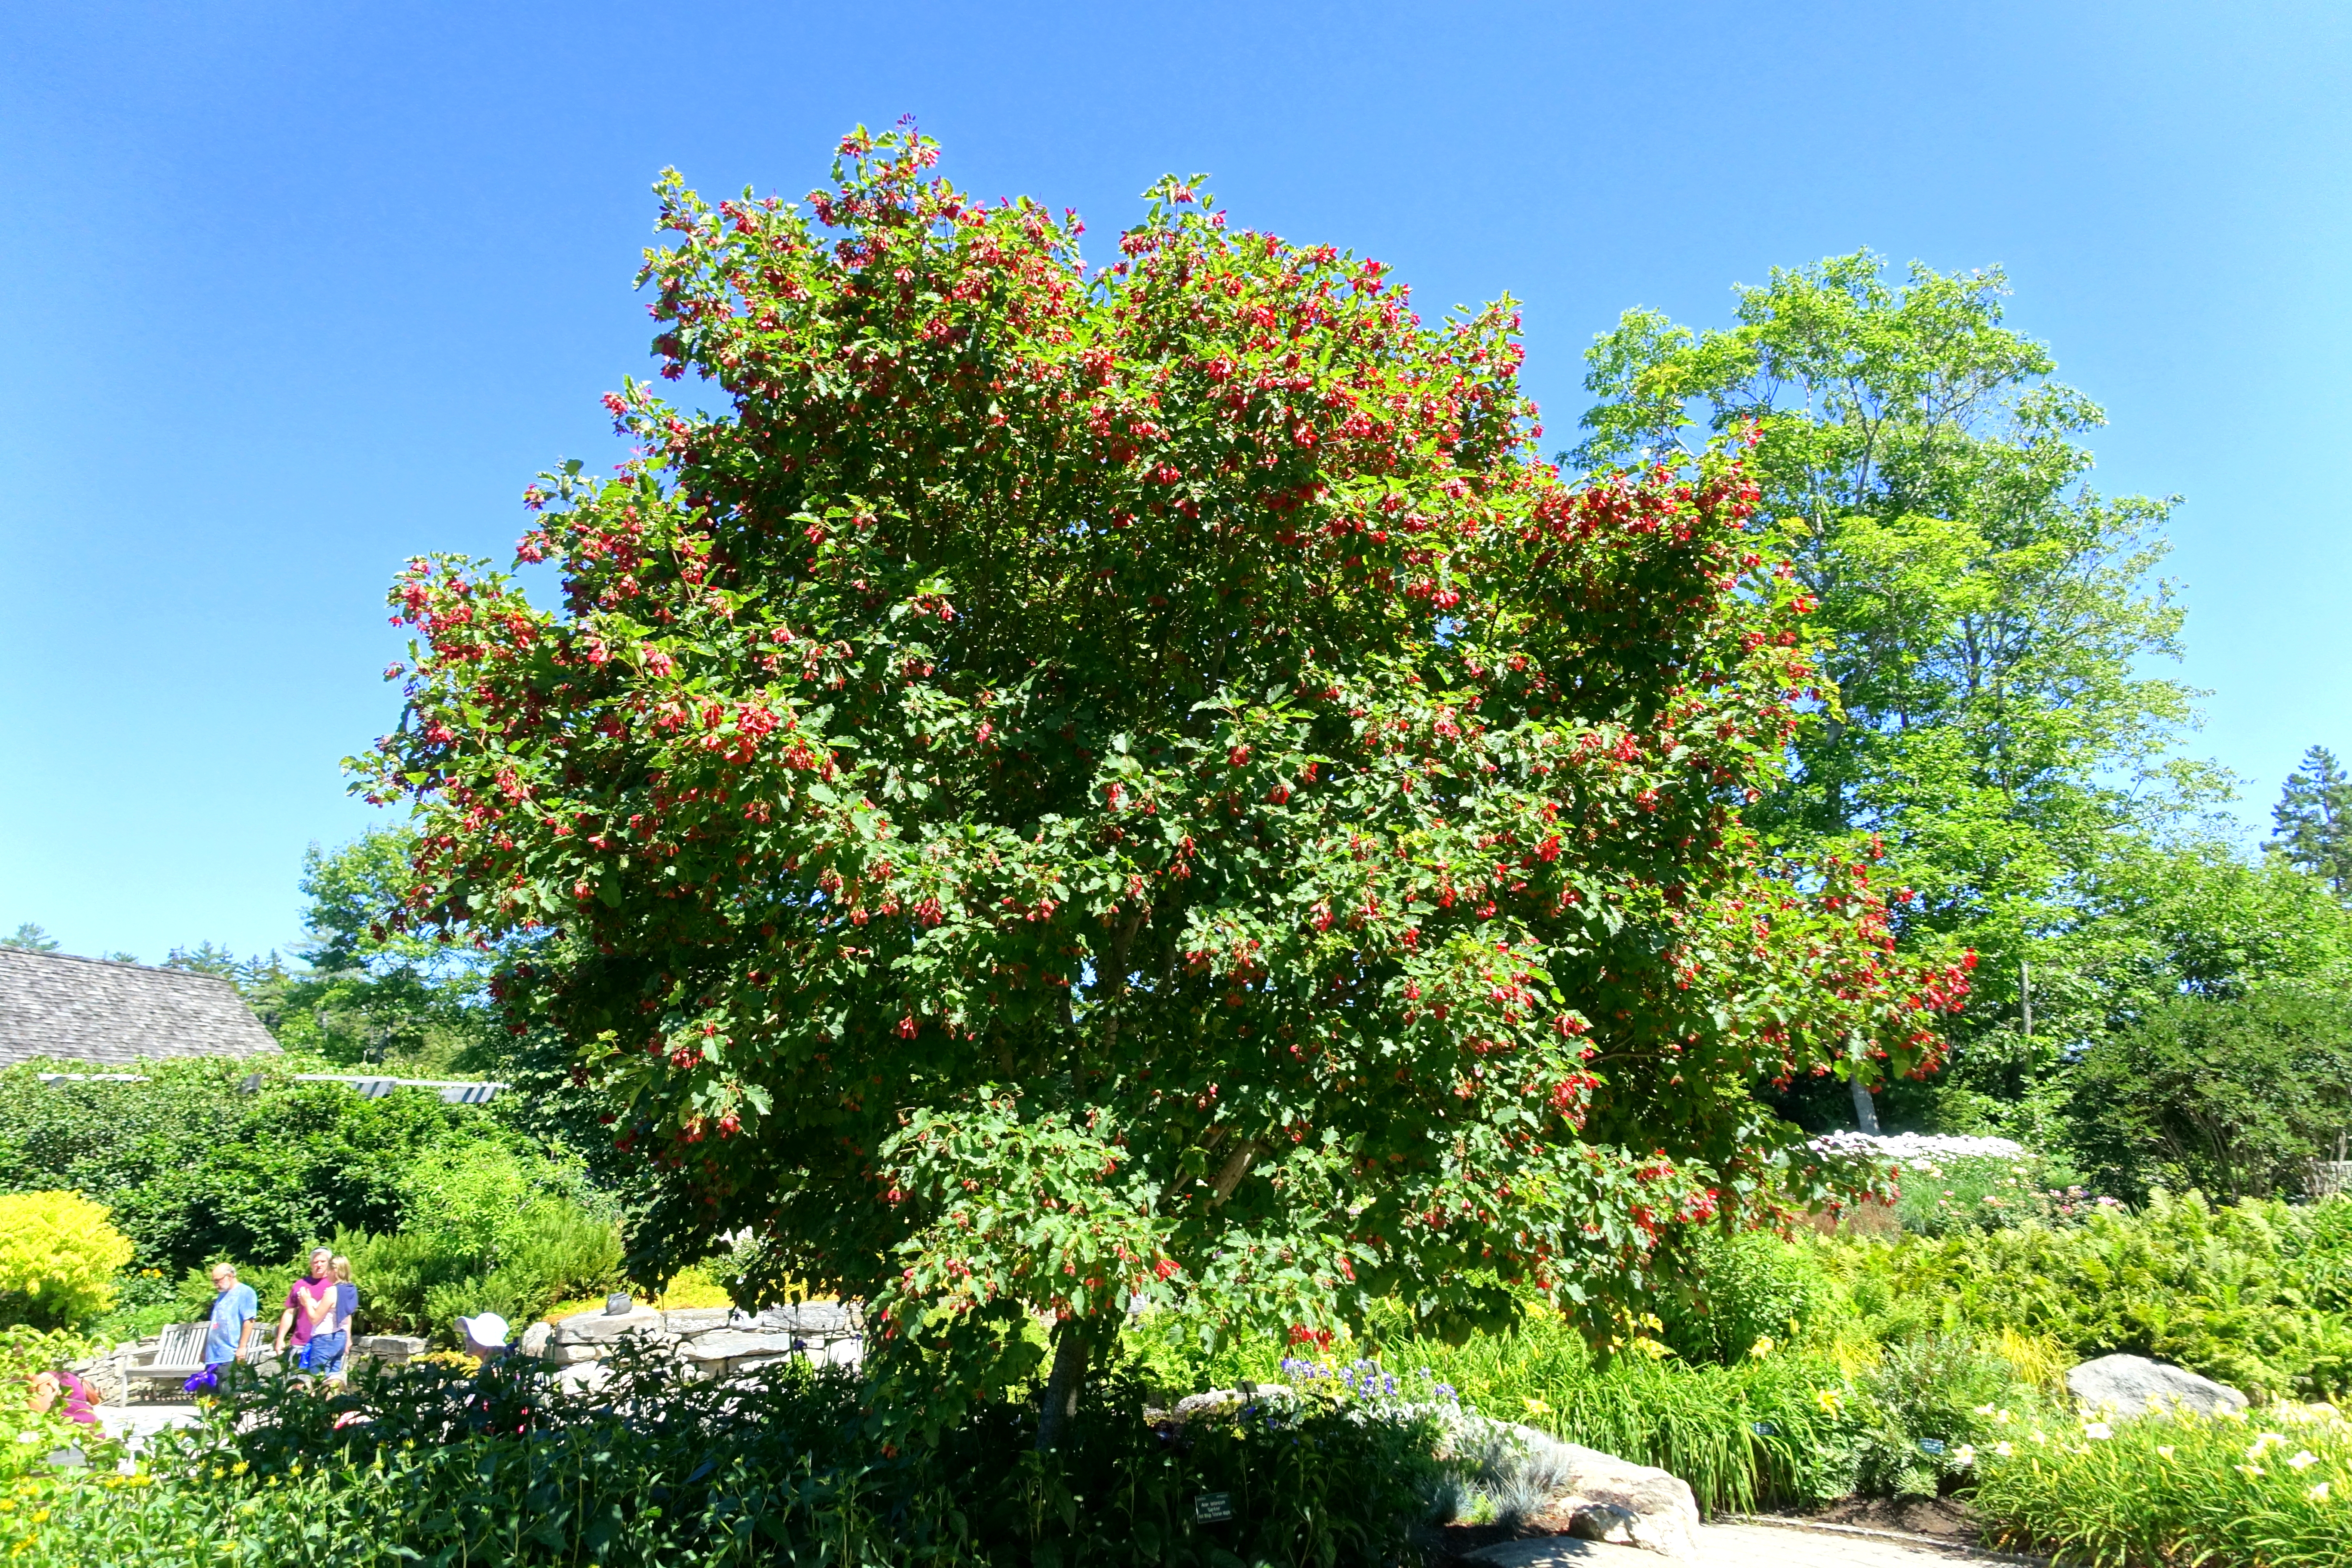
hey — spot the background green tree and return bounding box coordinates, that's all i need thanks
[1575,251,2207,1135]
[268,831,499,1074]
[2269,744,2352,896]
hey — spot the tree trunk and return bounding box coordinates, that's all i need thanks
[1035,1321,1089,1452]
[1850,1075,1881,1134]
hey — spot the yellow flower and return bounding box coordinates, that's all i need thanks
[2156,1445,2175,1459]
[230,1461,248,1476]
[1523,1397,1553,1416]
[1749,1336,1774,1359]
[1814,1388,1843,1415]
[2238,1464,2266,1479]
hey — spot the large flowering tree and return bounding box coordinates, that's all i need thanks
[360,126,1968,1443]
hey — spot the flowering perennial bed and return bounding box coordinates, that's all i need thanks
[1975,1403,2351,1567]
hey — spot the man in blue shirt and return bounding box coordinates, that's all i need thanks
[188,1261,258,1393]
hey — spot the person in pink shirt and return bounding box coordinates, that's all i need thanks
[274,1248,337,1369]
[26,1369,98,1427]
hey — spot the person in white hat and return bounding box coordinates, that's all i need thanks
[456,1313,511,1361]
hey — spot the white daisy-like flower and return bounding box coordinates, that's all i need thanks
[1994,1441,2014,1458]
[2156,1445,2175,1458]
[2289,1451,2320,1471]
[2083,1422,2113,1440]
[2308,1481,2331,1503]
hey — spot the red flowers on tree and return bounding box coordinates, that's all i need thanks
[359,125,1966,1442]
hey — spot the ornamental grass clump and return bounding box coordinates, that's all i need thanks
[357,119,1971,1450]
[1975,1405,2352,1568]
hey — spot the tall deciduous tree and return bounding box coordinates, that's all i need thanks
[360,130,1966,1442]
[1576,252,2198,1130]
[273,830,499,1072]
[2269,745,2352,897]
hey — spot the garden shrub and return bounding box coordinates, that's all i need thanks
[1850,1333,2043,1498]
[325,1139,622,1340]
[1654,1229,1834,1363]
[1975,1404,2352,1568]
[0,1191,133,1329]
[333,1200,621,1341]
[1823,1191,2352,1400]
[80,1266,180,1344]
[0,1060,494,1273]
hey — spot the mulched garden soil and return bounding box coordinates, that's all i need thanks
[1776,1495,1983,1544]
[1421,1502,1584,1565]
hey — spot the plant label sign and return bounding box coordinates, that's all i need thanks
[1194,1492,1233,1524]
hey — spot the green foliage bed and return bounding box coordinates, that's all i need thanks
[0,1060,625,1346]
[1829,1191,2352,1401]
[2,1350,1444,1568]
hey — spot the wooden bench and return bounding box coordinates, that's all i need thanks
[120,1323,213,1401]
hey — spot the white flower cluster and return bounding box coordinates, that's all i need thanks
[1809,1130,2027,1161]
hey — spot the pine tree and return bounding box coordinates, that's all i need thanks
[3,922,60,952]
[2269,745,2352,895]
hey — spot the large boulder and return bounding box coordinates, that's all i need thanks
[353,1334,429,1366]
[671,1326,806,1380]
[1440,1416,1699,1565]
[550,1306,668,1348]
[2067,1354,2247,1419]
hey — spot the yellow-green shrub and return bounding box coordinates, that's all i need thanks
[0,1191,134,1329]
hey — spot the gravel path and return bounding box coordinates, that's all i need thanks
[1466,1519,2036,1567]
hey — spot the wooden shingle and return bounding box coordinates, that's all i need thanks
[0,948,281,1068]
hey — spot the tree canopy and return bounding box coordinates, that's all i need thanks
[1575,252,2198,1132]
[361,128,1967,1437]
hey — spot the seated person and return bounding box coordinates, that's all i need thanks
[26,1369,98,1427]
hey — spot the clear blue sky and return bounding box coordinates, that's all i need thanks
[3,2,2345,963]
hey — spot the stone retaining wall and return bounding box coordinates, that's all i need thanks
[524,1301,864,1381]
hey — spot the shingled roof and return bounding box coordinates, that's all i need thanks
[0,948,282,1069]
